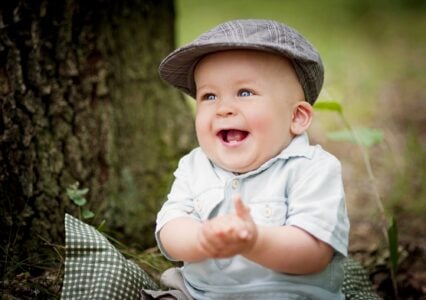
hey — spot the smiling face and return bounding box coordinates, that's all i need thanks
[194,50,310,173]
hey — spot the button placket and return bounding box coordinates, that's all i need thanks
[224,178,241,210]
[231,179,240,190]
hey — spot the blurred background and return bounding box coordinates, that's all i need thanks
[175,0,425,233]
[176,0,426,296]
[1,0,424,298]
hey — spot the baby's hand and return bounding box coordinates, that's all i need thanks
[197,195,257,258]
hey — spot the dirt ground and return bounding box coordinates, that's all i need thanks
[349,212,426,299]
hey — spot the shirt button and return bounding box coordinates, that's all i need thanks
[195,198,203,212]
[231,179,240,189]
[184,206,194,214]
[264,205,272,218]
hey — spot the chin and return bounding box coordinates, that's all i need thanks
[217,161,257,174]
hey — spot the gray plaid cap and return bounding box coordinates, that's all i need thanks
[159,19,324,104]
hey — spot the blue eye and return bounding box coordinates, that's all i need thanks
[201,93,217,101]
[238,89,253,97]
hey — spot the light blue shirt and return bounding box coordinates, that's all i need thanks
[156,133,350,299]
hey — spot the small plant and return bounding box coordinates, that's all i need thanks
[66,182,95,220]
[314,100,399,298]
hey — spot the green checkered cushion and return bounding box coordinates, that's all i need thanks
[61,214,158,299]
[61,214,380,299]
[342,257,381,300]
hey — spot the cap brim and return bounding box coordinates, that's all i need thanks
[159,42,314,99]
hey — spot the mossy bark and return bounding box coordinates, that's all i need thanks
[0,0,195,278]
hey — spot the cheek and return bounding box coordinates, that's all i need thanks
[247,109,277,133]
[247,107,292,138]
[195,113,210,142]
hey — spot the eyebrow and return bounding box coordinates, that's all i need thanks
[234,78,262,90]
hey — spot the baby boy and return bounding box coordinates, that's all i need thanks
[154,19,350,300]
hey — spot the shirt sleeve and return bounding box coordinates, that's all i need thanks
[285,150,350,256]
[155,154,199,260]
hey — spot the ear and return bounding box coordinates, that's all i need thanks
[290,101,313,135]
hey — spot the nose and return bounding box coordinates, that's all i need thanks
[216,98,237,117]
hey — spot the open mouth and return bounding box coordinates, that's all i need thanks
[217,129,249,145]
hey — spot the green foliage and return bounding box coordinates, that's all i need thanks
[327,128,384,148]
[312,101,343,113]
[388,217,399,273]
[314,100,384,147]
[314,99,399,296]
[81,209,95,219]
[66,182,95,220]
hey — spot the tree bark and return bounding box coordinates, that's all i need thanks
[0,0,195,279]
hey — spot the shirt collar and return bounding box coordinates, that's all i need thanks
[276,132,314,160]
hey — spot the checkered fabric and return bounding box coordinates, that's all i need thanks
[61,214,158,300]
[61,214,379,299]
[342,258,381,300]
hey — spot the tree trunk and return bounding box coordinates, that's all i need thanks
[0,0,195,280]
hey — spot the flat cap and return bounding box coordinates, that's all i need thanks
[159,19,324,104]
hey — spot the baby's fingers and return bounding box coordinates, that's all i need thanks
[233,195,256,241]
[234,195,250,219]
[199,221,225,256]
